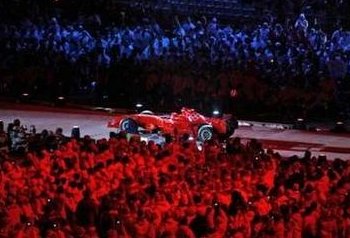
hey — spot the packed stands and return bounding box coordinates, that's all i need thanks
[1,118,350,237]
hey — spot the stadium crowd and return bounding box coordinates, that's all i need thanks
[1,1,350,236]
[1,119,350,237]
[2,9,350,65]
[0,1,350,119]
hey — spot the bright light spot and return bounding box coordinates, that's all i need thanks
[336,121,344,125]
[213,110,220,116]
[22,93,29,97]
[58,96,65,100]
[136,103,143,108]
[188,136,194,141]
[297,118,304,122]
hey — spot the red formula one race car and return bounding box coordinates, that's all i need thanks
[108,108,238,141]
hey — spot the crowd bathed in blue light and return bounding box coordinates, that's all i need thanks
[1,13,350,69]
[1,7,349,118]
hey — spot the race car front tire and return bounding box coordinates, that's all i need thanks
[198,125,214,142]
[119,118,138,134]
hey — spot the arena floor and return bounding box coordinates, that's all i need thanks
[1,105,350,160]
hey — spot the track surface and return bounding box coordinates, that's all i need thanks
[1,106,350,160]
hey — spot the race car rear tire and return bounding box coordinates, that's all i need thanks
[198,125,214,142]
[119,118,138,134]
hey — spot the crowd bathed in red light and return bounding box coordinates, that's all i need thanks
[0,119,350,238]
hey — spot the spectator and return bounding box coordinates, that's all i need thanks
[0,121,8,153]
[75,189,98,229]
